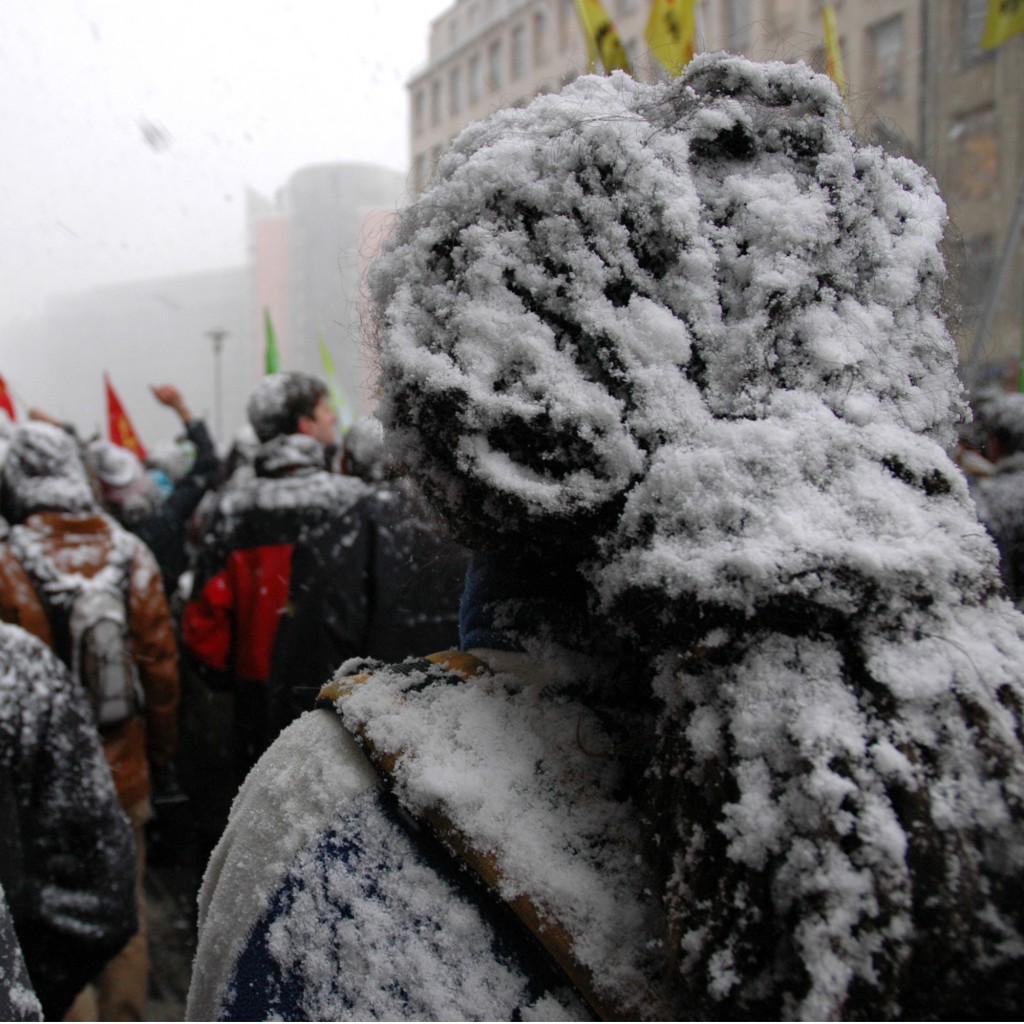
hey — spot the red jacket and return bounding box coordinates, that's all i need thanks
[182,434,366,689]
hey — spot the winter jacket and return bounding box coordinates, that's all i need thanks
[267,477,469,730]
[0,881,41,1022]
[0,511,180,808]
[0,622,137,1020]
[186,650,665,1022]
[181,434,365,771]
[133,417,221,597]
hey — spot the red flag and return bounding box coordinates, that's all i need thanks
[0,376,16,421]
[105,374,147,460]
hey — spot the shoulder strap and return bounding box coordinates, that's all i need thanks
[318,651,653,1022]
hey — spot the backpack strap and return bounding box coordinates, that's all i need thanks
[317,651,656,1022]
[8,523,141,727]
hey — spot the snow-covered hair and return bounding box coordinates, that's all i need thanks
[0,422,96,523]
[370,55,1024,1017]
[342,416,387,482]
[246,372,327,444]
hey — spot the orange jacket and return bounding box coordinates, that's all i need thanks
[0,511,179,807]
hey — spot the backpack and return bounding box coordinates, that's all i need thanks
[9,523,144,730]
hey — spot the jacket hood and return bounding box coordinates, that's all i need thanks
[254,433,328,478]
[0,423,96,524]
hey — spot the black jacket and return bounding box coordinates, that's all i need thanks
[0,623,136,1020]
[268,477,469,730]
[134,418,221,596]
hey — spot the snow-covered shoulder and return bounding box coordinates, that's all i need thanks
[186,709,379,1021]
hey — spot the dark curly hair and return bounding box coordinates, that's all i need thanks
[368,55,1024,1018]
[246,372,328,444]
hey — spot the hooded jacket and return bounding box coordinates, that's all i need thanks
[0,424,179,808]
[0,511,179,807]
[182,434,366,688]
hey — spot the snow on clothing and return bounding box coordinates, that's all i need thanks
[0,882,41,1022]
[267,476,469,730]
[182,433,366,772]
[361,56,1024,1017]
[187,650,662,1021]
[0,622,136,1021]
[0,510,180,807]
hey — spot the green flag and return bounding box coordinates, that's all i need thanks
[264,308,281,374]
[318,333,353,429]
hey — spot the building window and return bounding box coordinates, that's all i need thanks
[511,23,527,79]
[869,14,904,99]
[448,15,459,47]
[431,78,443,126]
[726,0,752,51]
[951,106,999,201]
[469,52,483,104]
[449,66,462,116]
[963,0,995,65]
[412,89,426,136]
[488,38,504,89]
[533,8,550,65]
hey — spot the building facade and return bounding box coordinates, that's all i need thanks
[409,0,1022,377]
[248,162,407,421]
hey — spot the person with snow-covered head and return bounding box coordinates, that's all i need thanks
[246,370,338,449]
[187,55,1024,1020]
[0,421,179,1022]
[181,372,365,783]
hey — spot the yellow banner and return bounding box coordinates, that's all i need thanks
[822,4,846,96]
[646,0,697,77]
[981,0,1024,49]
[573,0,633,75]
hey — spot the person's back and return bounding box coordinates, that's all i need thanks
[0,421,178,1021]
[268,474,469,729]
[182,372,365,777]
[189,56,1024,1020]
[0,622,137,1021]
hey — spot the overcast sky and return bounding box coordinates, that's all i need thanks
[0,0,451,335]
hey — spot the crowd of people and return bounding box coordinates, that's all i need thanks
[0,373,467,1019]
[3,53,1024,1021]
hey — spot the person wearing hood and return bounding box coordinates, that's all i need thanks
[88,384,221,601]
[188,56,1024,1021]
[182,372,365,783]
[0,422,178,1022]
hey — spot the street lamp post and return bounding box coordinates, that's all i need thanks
[207,328,228,441]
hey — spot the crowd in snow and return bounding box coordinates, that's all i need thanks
[3,52,1024,1021]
